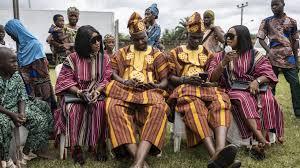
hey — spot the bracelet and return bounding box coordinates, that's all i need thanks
[76,90,82,98]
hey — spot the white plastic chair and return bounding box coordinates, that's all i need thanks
[54,64,68,160]
[173,112,187,153]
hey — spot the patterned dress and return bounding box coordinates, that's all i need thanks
[208,51,284,139]
[0,72,53,160]
[54,52,112,148]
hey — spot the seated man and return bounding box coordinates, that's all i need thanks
[105,12,170,168]
[167,12,240,168]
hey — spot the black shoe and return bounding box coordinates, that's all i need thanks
[72,146,85,166]
[207,144,238,168]
[229,160,241,168]
[96,142,108,162]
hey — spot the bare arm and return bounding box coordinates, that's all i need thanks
[169,74,184,86]
[0,105,15,118]
[214,26,225,44]
[259,38,271,54]
[112,70,125,84]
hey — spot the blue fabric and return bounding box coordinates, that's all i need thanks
[4,19,45,67]
[269,41,281,48]
[147,23,161,48]
[287,55,296,64]
[147,3,159,17]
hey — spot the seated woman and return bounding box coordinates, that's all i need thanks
[54,25,112,164]
[0,47,52,168]
[208,25,284,160]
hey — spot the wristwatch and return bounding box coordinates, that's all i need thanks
[256,78,262,85]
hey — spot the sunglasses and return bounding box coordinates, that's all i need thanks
[90,35,101,44]
[224,33,236,40]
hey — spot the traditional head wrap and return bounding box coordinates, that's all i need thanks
[127,12,146,35]
[186,12,205,33]
[67,7,79,16]
[203,10,215,24]
[104,34,115,43]
[146,3,159,18]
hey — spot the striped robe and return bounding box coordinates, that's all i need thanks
[168,45,231,147]
[105,45,170,153]
[207,50,284,139]
[54,52,112,148]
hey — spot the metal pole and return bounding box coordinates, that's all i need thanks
[115,19,119,50]
[13,0,20,19]
[237,2,248,25]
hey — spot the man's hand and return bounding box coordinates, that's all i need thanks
[10,113,26,127]
[181,76,204,86]
[123,79,141,87]
[136,83,158,90]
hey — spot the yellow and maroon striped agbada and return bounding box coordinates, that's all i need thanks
[105,40,170,152]
[168,45,231,147]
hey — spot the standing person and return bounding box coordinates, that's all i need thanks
[209,25,284,160]
[257,0,300,117]
[105,12,170,168]
[168,12,240,168]
[0,47,52,168]
[65,7,80,44]
[103,34,115,58]
[4,19,56,111]
[202,10,225,53]
[55,25,112,164]
[0,24,15,51]
[144,3,161,49]
[48,14,72,64]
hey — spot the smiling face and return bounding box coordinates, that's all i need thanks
[145,9,155,23]
[225,28,238,49]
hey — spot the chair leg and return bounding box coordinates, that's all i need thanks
[59,134,67,160]
[174,135,181,153]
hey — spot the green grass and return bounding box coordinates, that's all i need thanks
[28,73,300,168]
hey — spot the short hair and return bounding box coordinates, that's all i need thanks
[228,25,253,54]
[0,24,4,30]
[53,14,63,22]
[75,25,103,58]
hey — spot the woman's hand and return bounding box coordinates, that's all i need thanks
[79,91,92,102]
[221,51,238,66]
[10,112,26,127]
[90,89,101,104]
[249,80,259,95]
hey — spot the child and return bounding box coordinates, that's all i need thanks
[48,14,71,64]
[0,47,53,168]
[0,25,15,51]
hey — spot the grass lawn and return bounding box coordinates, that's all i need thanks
[28,72,300,168]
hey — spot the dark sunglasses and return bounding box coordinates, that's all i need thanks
[224,33,236,40]
[90,35,101,44]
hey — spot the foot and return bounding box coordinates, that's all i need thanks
[249,142,269,160]
[72,146,85,165]
[229,160,241,168]
[4,159,17,168]
[96,141,108,162]
[208,144,238,168]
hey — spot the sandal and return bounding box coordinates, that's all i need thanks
[72,146,85,165]
[249,142,269,160]
[207,144,238,168]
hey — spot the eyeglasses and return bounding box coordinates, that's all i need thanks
[90,35,101,44]
[224,33,236,40]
